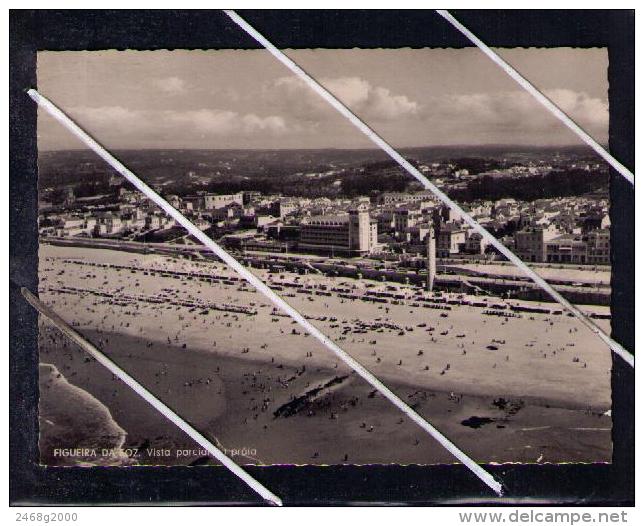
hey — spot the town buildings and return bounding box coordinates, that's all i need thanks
[546,229,611,265]
[38,185,611,266]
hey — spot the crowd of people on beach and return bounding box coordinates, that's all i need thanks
[37,247,613,465]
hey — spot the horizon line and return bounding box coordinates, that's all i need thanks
[39,143,608,153]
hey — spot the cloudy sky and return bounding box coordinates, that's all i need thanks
[37,48,608,150]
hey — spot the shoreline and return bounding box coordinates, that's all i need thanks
[37,244,613,466]
[39,326,612,467]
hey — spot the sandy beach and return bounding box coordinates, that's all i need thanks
[37,243,613,466]
[38,363,132,466]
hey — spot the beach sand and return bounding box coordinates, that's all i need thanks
[37,243,613,466]
[39,363,132,466]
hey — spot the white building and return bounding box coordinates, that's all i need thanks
[203,192,244,210]
[299,208,377,255]
[515,226,559,263]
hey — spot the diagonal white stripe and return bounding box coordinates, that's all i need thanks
[28,89,504,496]
[436,9,634,186]
[223,9,634,369]
[22,288,283,506]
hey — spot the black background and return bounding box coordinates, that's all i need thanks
[9,9,634,506]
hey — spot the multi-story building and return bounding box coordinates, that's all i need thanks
[203,192,244,211]
[94,212,123,236]
[299,208,376,255]
[377,190,434,206]
[545,234,590,264]
[265,224,301,242]
[144,213,175,231]
[120,210,146,230]
[404,223,432,245]
[514,226,559,263]
[239,214,277,229]
[376,209,396,233]
[210,204,243,222]
[435,205,461,225]
[463,232,488,255]
[586,229,611,265]
[242,191,262,205]
[393,208,422,234]
[436,224,467,258]
[269,199,299,218]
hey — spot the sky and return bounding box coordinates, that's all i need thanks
[36,48,609,150]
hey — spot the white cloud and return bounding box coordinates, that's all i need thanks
[153,76,187,94]
[427,89,608,141]
[265,76,420,122]
[239,114,286,133]
[165,109,286,135]
[367,86,420,120]
[66,106,151,136]
[69,105,140,123]
[56,88,607,149]
[263,77,606,144]
[323,77,371,107]
[545,88,608,128]
[65,105,287,144]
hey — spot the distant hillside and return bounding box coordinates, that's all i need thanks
[38,146,608,201]
[448,169,609,202]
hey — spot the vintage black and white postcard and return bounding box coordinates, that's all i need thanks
[36,47,613,467]
[10,9,635,508]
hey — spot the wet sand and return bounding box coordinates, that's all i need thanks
[39,363,131,466]
[37,244,612,466]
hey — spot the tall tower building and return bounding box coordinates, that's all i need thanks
[426,222,436,291]
[348,207,371,254]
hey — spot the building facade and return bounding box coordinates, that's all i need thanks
[514,226,558,263]
[378,191,435,206]
[393,208,423,234]
[586,229,610,265]
[203,192,244,210]
[545,230,610,265]
[545,234,590,264]
[436,225,467,258]
[299,209,376,255]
